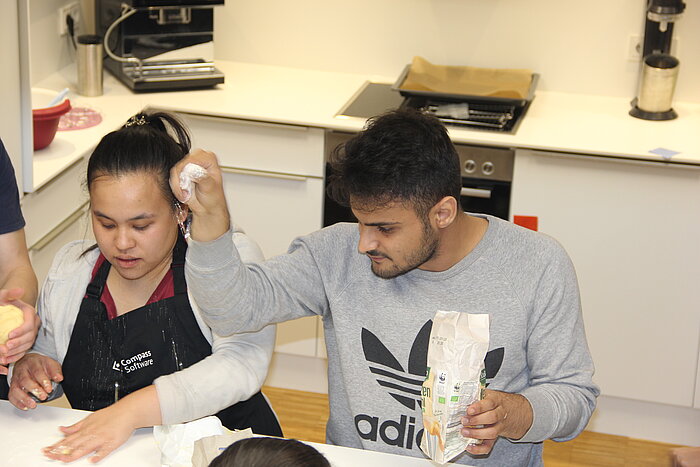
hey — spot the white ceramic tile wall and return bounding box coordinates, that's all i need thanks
[214,0,700,103]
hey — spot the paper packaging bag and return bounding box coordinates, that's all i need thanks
[420,311,490,464]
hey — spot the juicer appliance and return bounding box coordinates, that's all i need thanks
[630,0,686,120]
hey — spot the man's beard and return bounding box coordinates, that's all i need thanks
[370,224,439,279]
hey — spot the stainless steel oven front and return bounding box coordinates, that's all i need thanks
[322,131,514,226]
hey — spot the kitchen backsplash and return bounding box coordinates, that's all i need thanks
[213,0,699,103]
[27,0,699,103]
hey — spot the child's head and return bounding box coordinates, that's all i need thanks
[209,437,330,467]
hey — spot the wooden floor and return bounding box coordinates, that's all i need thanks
[262,386,686,467]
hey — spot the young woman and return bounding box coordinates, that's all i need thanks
[8,112,281,463]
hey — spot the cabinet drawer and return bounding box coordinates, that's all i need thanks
[222,171,323,259]
[21,158,88,249]
[177,113,325,177]
[29,203,92,286]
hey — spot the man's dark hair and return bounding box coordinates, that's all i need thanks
[327,109,461,218]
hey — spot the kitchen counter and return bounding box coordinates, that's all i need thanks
[0,401,448,466]
[30,60,700,190]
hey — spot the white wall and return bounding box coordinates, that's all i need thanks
[0,1,23,177]
[26,1,699,102]
[0,0,32,194]
[28,0,78,85]
[214,0,700,103]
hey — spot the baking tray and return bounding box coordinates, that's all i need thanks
[391,64,539,107]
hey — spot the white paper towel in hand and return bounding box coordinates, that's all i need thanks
[179,163,208,203]
[154,416,226,467]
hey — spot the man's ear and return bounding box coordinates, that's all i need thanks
[431,196,458,229]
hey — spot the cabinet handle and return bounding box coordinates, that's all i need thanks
[31,202,89,251]
[520,149,700,170]
[220,166,314,182]
[176,112,311,132]
[461,187,492,199]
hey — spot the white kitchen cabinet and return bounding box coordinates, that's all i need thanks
[177,112,325,358]
[21,158,88,248]
[695,343,700,409]
[511,149,700,407]
[29,202,92,287]
[21,157,93,286]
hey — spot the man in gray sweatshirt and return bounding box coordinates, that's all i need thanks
[171,109,599,466]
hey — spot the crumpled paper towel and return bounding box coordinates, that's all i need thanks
[179,163,208,203]
[153,416,226,467]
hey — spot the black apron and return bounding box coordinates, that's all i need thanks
[61,236,282,436]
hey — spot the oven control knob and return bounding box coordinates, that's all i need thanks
[482,161,495,175]
[464,159,477,174]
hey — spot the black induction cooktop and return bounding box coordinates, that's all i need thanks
[336,81,531,134]
[336,82,405,119]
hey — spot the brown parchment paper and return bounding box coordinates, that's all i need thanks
[400,56,533,99]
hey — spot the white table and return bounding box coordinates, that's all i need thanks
[0,401,448,466]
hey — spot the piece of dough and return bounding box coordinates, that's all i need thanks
[0,305,23,345]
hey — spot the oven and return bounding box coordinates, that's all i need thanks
[322,131,514,226]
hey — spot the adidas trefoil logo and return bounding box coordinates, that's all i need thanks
[361,321,505,411]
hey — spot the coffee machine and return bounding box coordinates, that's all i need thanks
[630,0,686,120]
[96,0,225,92]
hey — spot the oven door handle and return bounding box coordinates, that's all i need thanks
[461,187,492,199]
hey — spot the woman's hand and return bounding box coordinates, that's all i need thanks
[42,385,162,464]
[42,404,138,464]
[460,389,533,455]
[169,148,230,242]
[0,287,41,372]
[8,353,62,410]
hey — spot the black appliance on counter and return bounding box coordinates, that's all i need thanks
[96,0,225,92]
[392,65,539,134]
[323,131,514,227]
[337,79,536,135]
[630,0,685,120]
[641,0,685,58]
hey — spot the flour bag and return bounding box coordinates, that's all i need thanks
[420,311,490,464]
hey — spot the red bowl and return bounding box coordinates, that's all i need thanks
[32,98,71,150]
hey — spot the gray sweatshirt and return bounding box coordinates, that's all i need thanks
[186,214,599,466]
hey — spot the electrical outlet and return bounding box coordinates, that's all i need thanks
[58,2,80,37]
[628,34,642,61]
[671,37,680,57]
[628,34,681,61]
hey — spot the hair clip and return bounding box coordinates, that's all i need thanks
[125,115,147,127]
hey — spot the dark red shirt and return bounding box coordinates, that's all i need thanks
[90,254,174,319]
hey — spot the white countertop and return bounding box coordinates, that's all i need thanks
[30,60,700,191]
[0,401,448,466]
